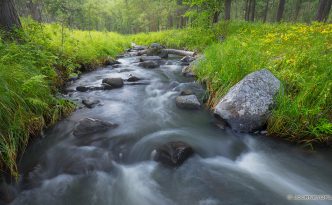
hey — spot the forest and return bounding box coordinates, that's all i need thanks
[0,1,331,204]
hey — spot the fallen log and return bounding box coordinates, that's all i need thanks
[160,49,196,57]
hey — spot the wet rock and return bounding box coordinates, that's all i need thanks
[73,118,118,137]
[132,45,146,51]
[112,64,121,68]
[180,89,193,96]
[181,56,195,63]
[82,98,100,108]
[0,182,16,204]
[76,86,90,92]
[104,57,120,66]
[173,82,205,102]
[127,74,141,82]
[180,62,190,66]
[182,66,196,78]
[214,69,281,132]
[102,77,124,88]
[138,61,160,69]
[176,95,201,110]
[118,68,134,73]
[139,56,161,62]
[154,141,194,167]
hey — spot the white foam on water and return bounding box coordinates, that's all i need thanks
[112,162,174,205]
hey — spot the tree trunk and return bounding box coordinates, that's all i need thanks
[27,0,42,22]
[224,0,231,20]
[212,11,220,23]
[294,0,302,22]
[263,0,269,22]
[322,0,332,22]
[276,0,285,22]
[316,0,327,21]
[0,0,22,32]
[250,0,256,21]
[245,0,251,21]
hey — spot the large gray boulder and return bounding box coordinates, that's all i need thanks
[214,69,281,132]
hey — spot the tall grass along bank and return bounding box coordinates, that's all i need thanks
[131,21,332,148]
[0,20,130,176]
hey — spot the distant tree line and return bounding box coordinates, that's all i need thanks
[0,0,331,34]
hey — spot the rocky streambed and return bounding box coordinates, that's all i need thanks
[1,44,332,205]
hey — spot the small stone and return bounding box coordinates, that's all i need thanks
[102,78,124,88]
[73,118,117,137]
[127,75,141,82]
[82,99,100,108]
[180,89,193,96]
[138,61,160,69]
[76,86,89,92]
[176,95,201,110]
[154,141,194,167]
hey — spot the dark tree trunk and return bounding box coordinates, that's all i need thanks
[276,0,285,22]
[245,0,251,21]
[263,0,269,22]
[294,0,302,22]
[316,0,328,21]
[322,0,332,22]
[0,0,22,32]
[250,0,256,21]
[212,11,220,23]
[224,0,231,20]
[27,0,42,22]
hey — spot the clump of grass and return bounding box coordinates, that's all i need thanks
[0,20,130,176]
[194,22,332,146]
[131,21,331,147]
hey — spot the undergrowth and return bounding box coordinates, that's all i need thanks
[0,20,129,176]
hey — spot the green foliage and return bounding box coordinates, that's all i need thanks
[0,20,129,176]
[131,21,332,147]
[195,22,332,146]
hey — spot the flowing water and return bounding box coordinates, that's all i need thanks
[7,54,332,205]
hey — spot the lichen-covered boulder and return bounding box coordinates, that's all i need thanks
[214,69,281,132]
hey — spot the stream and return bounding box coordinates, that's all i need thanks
[8,54,332,205]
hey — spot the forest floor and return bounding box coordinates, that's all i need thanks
[0,20,331,176]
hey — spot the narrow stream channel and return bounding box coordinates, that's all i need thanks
[9,54,332,205]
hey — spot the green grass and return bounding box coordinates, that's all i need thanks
[131,21,332,147]
[0,20,130,176]
[1,20,331,176]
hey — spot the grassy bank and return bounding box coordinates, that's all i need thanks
[0,20,129,176]
[1,20,331,176]
[131,21,332,147]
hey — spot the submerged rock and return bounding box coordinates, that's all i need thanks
[102,77,124,88]
[182,66,196,77]
[138,61,160,69]
[139,56,161,62]
[76,86,90,92]
[82,98,100,108]
[73,118,117,137]
[153,141,194,167]
[214,69,281,132]
[127,74,141,82]
[176,95,201,110]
